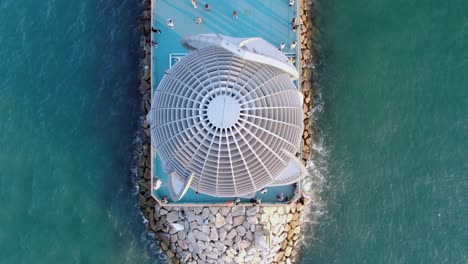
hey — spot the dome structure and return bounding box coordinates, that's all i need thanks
[148,34,307,200]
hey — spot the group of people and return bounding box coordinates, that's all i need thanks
[150,25,163,48]
[191,0,211,24]
[159,188,293,205]
[229,188,292,205]
[192,0,210,11]
[151,1,299,50]
[276,193,291,203]
[279,41,298,52]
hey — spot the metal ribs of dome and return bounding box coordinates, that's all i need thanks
[149,35,304,197]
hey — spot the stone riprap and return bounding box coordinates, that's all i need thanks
[299,0,317,163]
[135,0,317,263]
[148,204,305,264]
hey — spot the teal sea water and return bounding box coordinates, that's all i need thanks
[300,0,468,263]
[0,0,160,263]
[1,1,467,264]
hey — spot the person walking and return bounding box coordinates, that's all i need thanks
[279,42,285,51]
[151,27,161,34]
[196,17,202,24]
[233,10,238,19]
[167,19,175,28]
[205,4,210,11]
[290,41,297,50]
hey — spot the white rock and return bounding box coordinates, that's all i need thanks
[277,207,284,214]
[260,213,269,224]
[180,251,191,262]
[209,206,220,215]
[226,229,237,240]
[219,228,227,241]
[262,207,276,215]
[222,224,232,231]
[194,230,209,242]
[236,225,247,237]
[242,220,250,230]
[223,239,233,247]
[210,227,219,241]
[171,222,184,232]
[201,225,210,234]
[233,216,245,227]
[194,207,203,214]
[206,251,218,260]
[215,213,226,228]
[178,230,187,240]
[226,213,233,225]
[187,232,196,244]
[279,232,288,241]
[245,245,256,255]
[219,206,231,216]
[231,206,245,217]
[246,231,254,241]
[169,226,179,234]
[195,215,203,225]
[287,213,293,222]
[223,254,233,263]
[215,241,227,253]
[247,216,258,225]
[246,206,259,216]
[202,208,210,219]
[234,235,242,244]
[186,210,196,222]
[159,208,169,215]
[178,240,189,250]
[208,213,215,223]
[239,240,251,249]
[270,212,280,225]
[293,212,300,221]
[166,211,179,222]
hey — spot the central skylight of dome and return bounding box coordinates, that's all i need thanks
[207,95,240,129]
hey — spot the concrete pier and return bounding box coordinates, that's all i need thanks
[136,0,318,263]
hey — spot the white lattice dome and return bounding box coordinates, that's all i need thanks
[149,34,307,199]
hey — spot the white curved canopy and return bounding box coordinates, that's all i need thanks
[149,34,306,199]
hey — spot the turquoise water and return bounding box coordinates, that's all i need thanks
[0,0,161,263]
[300,0,468,263]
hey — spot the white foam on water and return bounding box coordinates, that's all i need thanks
[130,124,168,262]
[297,77,331,251]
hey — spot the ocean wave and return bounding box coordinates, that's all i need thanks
[130,124,167,263]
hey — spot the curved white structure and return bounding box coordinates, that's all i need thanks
[149,34,307,200]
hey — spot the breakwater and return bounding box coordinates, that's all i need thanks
[148,204,306,264]
[135,0,317,263]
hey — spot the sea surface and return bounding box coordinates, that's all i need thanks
[0,0,467,264]
[300,0,468,263]
[0,0,159,263]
